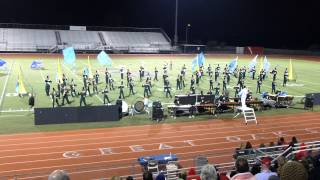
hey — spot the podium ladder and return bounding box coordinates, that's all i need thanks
[243,107,257,125]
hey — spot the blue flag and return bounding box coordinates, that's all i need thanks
[0,59,6,67]
[83,67,89,76]
[97,51,112,66]
[263,56,270,72]
[248,55,258,71]
[191,57,198,72]
[228,57,238,73]
[30,60,44,69]
[197,52,205,67]
[15,82,19,93]
[63,47,76,64]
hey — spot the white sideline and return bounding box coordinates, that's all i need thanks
[0,109,33,113]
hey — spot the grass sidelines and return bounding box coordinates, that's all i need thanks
[0,54,319,134]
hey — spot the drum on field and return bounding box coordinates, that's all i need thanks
[134,101,144,113]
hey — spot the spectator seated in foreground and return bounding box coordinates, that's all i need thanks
[255,157,278,180]
[186,167,200,180]
[280,161,308,180]
[229,157,254,180]
[200,164,218,180]
[48,170,70,180]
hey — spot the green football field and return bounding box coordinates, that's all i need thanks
[0,54,319,134]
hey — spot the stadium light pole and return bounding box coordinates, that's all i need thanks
[174,0,179,46]
[185,24,191,44]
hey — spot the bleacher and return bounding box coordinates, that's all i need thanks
[0,28,57,52]
[0,25,172,53]
[59,30,102,50]
[102,31,171,53]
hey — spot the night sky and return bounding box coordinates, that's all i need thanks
[0,0,319,49]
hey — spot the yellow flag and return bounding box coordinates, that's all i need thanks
[57,58,63,82]
[18,66,27,95]
[288,59,294,81]
[87,56,93,79]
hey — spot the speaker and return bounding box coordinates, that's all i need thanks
[305,97,314,109]
[116,99,123,119]
[152,107,164,120]
[152,101,162,108]
[306,93,320,105]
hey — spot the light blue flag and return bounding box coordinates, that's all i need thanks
[248,55,258,71]
[263,56,270,73]
[228,57,238,73]
[63,47,76,64]
[83,67,89,76]
[197,52,205,67]
[191,57,198,72]
[15,81,19,93]
[97,51,112,66]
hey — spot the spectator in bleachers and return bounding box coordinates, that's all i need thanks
[259,143,266,148]
[277,137,286,146]
[143,171,153,180]
[48,170,70,180]
[289,136,298,148]
[276,156,287,179]
[110,176,121,180]
[186,167,200,180]
[177,170,187,180]
[126,176,134,180]
[230,157,254,180]
[255,157,278,180]
[295,143,308,161]
[155,172,165,180]
[280,161,308,180]
[266,142,275,152]
[233,142,251,159]
[309,154,320,180]
[251,163,261,175]
[245,141,253,149]
[200,164,218,180]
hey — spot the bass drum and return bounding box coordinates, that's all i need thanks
[134,101,145,113]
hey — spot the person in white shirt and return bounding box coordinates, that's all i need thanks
[238,86,249,108]
[255,157,278,180]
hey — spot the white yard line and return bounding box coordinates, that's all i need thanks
[0,109,33,113]
[39,69,45,81]
[62,64,104,103]
[0,62,14,109]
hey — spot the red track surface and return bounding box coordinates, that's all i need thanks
[0,112,319,180]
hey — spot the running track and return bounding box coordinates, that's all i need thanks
[0,112,319,180]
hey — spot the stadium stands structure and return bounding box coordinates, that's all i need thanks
[0,24,172,53]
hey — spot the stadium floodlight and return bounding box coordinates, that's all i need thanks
[174,0,179,46]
